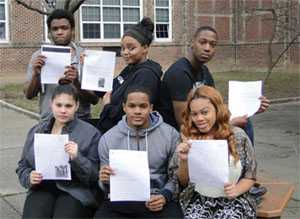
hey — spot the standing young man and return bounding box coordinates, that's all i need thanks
[158,26,270,143]
[24,9,98,120]
[95,86,182,218]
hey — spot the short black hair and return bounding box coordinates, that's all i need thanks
[51,80,79,102]
[123,85,152,104]
[193,26,218,39]
[47,9,75,29]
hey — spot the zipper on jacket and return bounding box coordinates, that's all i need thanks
[135,129,140,151]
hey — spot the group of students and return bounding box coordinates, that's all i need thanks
[17,9,270,219]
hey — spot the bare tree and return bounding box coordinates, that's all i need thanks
[15,0,87,15]
[246,0,300,82]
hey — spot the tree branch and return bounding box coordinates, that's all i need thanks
[15,0,50,15]
[41,0,53,13]
[69,0,86,14]
[264,33,300,82]
[64,0,71,11]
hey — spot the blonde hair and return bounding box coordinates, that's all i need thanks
[181,85,239,161]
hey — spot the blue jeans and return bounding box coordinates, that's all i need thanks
[244,118,254,146]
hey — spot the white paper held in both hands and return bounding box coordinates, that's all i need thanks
[34,133,71,180]
[188,140,229,194]
[40,45,71,84]
[109,149,151,201]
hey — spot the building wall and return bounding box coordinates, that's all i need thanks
[191,0,300,72]
[0,0,299,79]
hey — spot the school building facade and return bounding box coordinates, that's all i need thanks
[0,0,299,77]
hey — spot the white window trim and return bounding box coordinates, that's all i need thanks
[80,0,143,43]
[43,15,51,43]
[154,0,172,42]
[0,0,9,43]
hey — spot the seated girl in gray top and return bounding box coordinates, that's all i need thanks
[16,81,102,218]
[95,86,182,218]
[173,85,257,219]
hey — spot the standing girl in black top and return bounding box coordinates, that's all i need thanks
[97,17,162,134]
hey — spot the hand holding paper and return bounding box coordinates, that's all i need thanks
[32,54,46,77]
[64,65,79,82]
[64,141,78,160]
[257,95,270,113]
[99,165,115,183]
[177,141,191,161]
[145,194,166,212]
[29,170,43,186]
[224,182,240,199]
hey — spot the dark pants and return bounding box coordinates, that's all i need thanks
[94,200,183,218]
[22,182,95,219]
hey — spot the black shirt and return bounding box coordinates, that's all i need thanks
[158,57,215,130]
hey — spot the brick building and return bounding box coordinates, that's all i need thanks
[0,0,299,77]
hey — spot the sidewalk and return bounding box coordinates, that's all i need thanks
[0,101,299,218]
[0,106,36,218]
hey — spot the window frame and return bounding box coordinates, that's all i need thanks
[79,0,143,42]
[154,0,172,42]
[0,0,9,43]
[43,14,51,43]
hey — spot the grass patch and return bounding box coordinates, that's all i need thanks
[0,83,39,113]
[213,71,300,102]
[0,84,101,118]
[1,71,299,117]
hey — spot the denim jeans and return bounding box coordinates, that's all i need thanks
[244,118,254,146]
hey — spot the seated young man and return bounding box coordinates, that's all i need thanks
[94,86,182,218]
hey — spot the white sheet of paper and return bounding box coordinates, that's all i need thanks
[41,45,71,84]
[109,149,150,201]
[188,140,229,189]
[81,50,116,92]
[228,80,262,118]
[34,134,71,180]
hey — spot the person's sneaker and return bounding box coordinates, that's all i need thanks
[249,185,268,197]
[255,195,263,206]
[249,185,267,205]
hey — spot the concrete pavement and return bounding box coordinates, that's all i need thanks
[0,101,299,218]
[253,101,300,218]
[0,106,36,218]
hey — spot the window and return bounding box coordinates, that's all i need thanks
[0,0,8,42]
[80,0,142,42]
[154,0,172,41]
